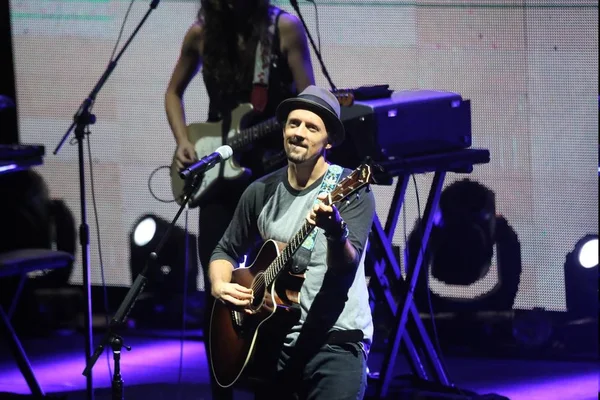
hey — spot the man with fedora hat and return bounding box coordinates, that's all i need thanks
[209,85,375,399]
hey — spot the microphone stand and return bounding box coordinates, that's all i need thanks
[289,0,337,91]
[82,171,204,400]
[52,1,160,399]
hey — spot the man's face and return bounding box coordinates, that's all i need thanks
[283,109,331,165]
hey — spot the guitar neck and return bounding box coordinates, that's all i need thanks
[226,117,281,151]
[264,221,315,287]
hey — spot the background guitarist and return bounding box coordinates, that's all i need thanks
[164,1,314,398]
[209,86,375,399]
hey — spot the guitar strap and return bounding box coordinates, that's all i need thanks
[290,164,344,274]
[251,7,281,113]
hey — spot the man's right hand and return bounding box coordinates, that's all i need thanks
[212,281,254,307]
[175,140,198,170]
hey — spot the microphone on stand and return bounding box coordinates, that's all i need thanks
[179,145,234,180]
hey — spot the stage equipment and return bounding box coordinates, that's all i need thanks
[330,90,472,170]
[0,169,76,286]
[129,214,198,297]
[365,147,490,398]
[0,146,75,397]
[0,144,45,174]
[564,234,598,318]
[51,1,160,397]
[83,140,228,400]
[405,179,522,313]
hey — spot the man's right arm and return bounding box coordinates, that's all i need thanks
[209,259,253,307]
[165,23,203,168]
[208,183,263,307]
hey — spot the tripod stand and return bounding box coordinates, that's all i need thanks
[52,2,160,398]
[82,170,204,400]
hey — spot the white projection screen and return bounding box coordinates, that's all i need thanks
[9,0,598,311]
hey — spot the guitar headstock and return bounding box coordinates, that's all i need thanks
[327,164,372,205]
[331,89,355,107]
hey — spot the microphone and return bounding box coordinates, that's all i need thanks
[179,145,233,180]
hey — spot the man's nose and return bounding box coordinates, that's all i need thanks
[291,122,308,135]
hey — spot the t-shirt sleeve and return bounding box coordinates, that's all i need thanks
[209,182,263,268]
[337,182,376,257]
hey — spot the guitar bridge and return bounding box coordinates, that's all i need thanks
[231,310,244,331]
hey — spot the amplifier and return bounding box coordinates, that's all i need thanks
[329,90,472,169]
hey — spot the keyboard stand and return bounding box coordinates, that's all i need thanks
[366,148,490,398]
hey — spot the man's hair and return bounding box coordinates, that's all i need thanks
[198,0,271,98]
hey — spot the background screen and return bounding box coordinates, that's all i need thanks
[10,0,598,311]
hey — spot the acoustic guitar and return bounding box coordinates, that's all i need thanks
[209,163,372,388]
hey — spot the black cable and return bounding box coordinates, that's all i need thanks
[290,0,336,91]
[110,0,136,62]
[75,0,137,381]
[305,0,321,53]
[177,206,190,399]
[411,175,466,397]
[85,133,113,380]
[147,165,177,203]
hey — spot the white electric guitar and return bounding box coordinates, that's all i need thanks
[170,103,281,208]
[170,92,354,208]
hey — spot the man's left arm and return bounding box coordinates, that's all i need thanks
[308,187,376,271]
[278,13,316,92]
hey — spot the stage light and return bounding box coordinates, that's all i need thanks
[564,234,598,318]
[576,237,598,269]
[133,217,157,247]
[407,179,522,312]
[129,214,198,297]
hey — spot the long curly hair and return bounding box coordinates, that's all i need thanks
[198,0,271,98]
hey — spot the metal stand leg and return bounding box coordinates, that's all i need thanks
[0,305,45,397]
[376,171,447,398]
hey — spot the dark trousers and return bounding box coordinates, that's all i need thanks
[255,342,368,400]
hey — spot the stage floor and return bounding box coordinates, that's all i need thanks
[0,331,597,400]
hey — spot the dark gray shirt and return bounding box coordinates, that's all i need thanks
[211,165,375,346]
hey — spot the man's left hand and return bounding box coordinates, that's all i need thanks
[306,193,343,236]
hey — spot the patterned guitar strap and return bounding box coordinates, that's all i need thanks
[290,164,344,274]
[251,7,280,113]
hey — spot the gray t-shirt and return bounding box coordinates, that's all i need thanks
[211,165,375,347]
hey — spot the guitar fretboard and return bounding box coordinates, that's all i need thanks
[264,221,315,288]
[226,117,281,151]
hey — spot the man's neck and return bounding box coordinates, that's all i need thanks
[287,158,329,190]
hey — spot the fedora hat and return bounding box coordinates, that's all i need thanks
[276,85,345,147]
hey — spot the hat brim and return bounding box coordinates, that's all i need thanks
[276,97,345,147]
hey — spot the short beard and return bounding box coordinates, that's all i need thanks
[286,146,326,165]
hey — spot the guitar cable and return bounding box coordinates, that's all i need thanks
[74,0,142,384]
[85,131,113,381]
[176,204,191,400]
[147,165,176,203]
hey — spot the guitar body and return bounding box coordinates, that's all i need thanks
[209,240,304,388]
[170,103,254,208]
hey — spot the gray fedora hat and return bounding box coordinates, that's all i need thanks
[276,85,345,147]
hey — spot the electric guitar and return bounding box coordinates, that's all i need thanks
[169,91,354,208]
[209,163,372,388]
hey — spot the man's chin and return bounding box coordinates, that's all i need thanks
[286,155,305,164]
